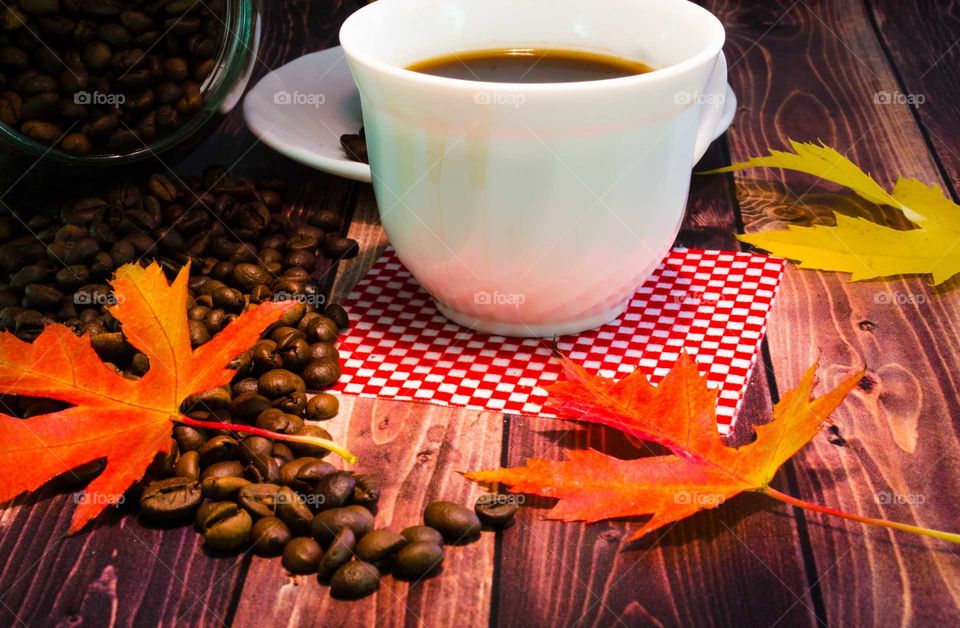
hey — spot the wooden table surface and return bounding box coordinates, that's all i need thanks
[2,0,959,626]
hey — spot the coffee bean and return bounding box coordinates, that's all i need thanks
[423,501,481,544]
[278,457,315,486]
[238,436,272,465]
[352,474,380,509]
[302,359,341,391]
[174,450,200,480]
[229,392,271,422]
[198,434,238,466]
[60,131,92,155]
[292,459,337,493]
[201,475,250,501]
[317,528,355,581]
[20,119,61,143]
[22,284,63,310]
[231,377,259,397]
[146,441,178,478]
[323,303,349,330]
[250,339,281,373]
[475,494,519,528]
[311,505,374,546]
[355,529,406,568]
[307,210,341,232]
[237,482,282,518]
[276,486,313,535]
[140,476,202,522]
[200,460,244,481]
[244,453,280,484]
[305,392,338,421]
[304,316,338,343]
[255,408,303,435]
[324,237,360,260]
[173,424,207,451]
[188,319,210,346]
[183,386,231,412]
[278,336,311,371]
[20,0,61,17]
[200,502,252,551]
[258,368,305,398]
[269,325,305,345]
[393,542,444,580]
[400,525,444,546]
[272,442,295,463]
[306,342,339,364]
[282,536,322,574]
[249,516,291,556]
[231,262,271,290]
[284,426,330,459]
[330,561,380,600]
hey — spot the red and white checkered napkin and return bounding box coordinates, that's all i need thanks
[332,248,785,432]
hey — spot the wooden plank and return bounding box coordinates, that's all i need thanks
[230,187,503,627]
[0,487,246,627]
[711,0,960,624]
[869,0,960,193]
[495,140,821,627]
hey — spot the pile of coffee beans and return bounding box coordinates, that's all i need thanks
[0,0,227,154]
[0,166,359,454]
[0,166,359,353]
[0,166,518,600]
[140,433,517,600]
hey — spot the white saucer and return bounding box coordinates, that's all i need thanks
[244,46,738,184]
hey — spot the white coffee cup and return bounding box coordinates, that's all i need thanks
[340,0,727,337]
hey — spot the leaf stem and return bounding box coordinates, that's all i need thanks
[762,486,960,544]
[173,415,356,464]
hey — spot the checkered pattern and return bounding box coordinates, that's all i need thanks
[332,248,785,433]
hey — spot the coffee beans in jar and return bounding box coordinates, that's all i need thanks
[0,0,230,155]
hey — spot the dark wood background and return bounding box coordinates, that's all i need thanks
[1,0,958,626]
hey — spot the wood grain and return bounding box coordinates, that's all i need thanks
[0,487,244,627]
[869,0,960,194]
[230,186,503,628]
[712,0,960,624]
[494,141,821,628]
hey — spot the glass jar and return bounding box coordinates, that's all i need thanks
[0,0,262,192]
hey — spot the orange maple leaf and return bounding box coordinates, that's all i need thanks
[0,262,296,533]
[468,353,960,544]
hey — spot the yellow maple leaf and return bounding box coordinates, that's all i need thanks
[704,140,960,284]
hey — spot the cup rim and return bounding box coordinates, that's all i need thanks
[339,0,725,92]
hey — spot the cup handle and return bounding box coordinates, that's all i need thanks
[691,52,728,165]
